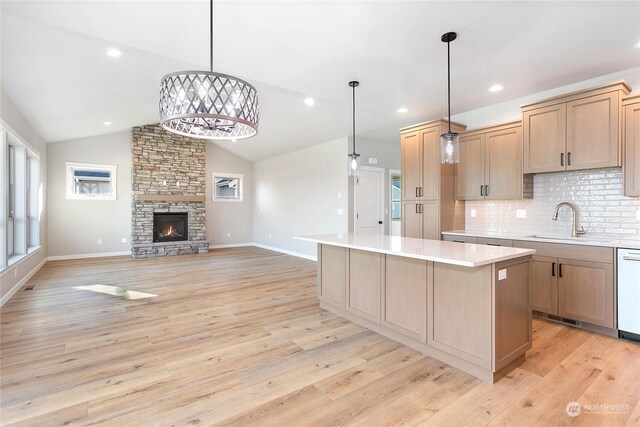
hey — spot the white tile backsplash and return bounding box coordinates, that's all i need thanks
[465,168,640,239]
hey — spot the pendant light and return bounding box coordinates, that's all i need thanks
[348,81,361,176]
[440,32,459,164]
[159,0,259,140]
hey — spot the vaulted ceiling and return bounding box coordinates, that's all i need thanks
[2,1,639,161]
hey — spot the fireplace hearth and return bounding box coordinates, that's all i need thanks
[153,212,188,243]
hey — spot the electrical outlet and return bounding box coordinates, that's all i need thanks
[226,233,231,237]
[498,269,507,281]
[176,181,180,187]
[516,209,527,219]
[470,209,477,218]
[368,157,378,165]
[337,209,344,215]
[97,239,102,245]
[163,180,167,186]
[121,237,127,243]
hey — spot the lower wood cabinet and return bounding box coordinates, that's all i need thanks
[382,255,429,343]
[530,256,558,315]
[347,249,382,323]
[557,259,614,328]
[318,245,347,308]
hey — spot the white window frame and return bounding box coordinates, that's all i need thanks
[212,172,244,202]
[66,162,117,200]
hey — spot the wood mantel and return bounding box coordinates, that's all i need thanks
[133,194,206,202]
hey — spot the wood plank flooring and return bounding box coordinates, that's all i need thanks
[1,247,639,426]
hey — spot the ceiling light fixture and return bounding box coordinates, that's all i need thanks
[347,81,361,177]
[106,48,122,57]
[488,84,504,92]
[159,0,259,140]
[397,107,409,113]
[102,121,112,125]
[304,97,315,106]
[440,31,459,164]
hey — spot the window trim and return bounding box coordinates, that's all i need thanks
[65,162,117,201]
[212,172,244,203]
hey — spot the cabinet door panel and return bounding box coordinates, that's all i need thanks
[485,126,523,200]
[383,255,429,342]
[401,131,421,200]
[319,245,347,307]
[624,100,640,196]
[557,259,614,328]
[347,249,382,323]
[523,104,566,173]
[530,256,558,315]
[567,92,620,170]
[402,201,422,238]
[456,133,485,200]
[421,127,441,199]
[421,200,440,240]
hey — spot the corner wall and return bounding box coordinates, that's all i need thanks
[253,137,349,259]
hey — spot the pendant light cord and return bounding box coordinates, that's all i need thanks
[210,0,214,72]
[352,84,356,154]
[447,38,451,134]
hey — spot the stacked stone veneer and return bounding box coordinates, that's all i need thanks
[131,124,209,258]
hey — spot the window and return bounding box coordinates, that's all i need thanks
[391,175,401,220]
[66,162,117,200]
[7,145,15,257]
[212,172,243,202]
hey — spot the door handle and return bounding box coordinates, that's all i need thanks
[378,220,383,224]
[415,204,419,214]
[419,187,423,197]
[484,185,489,197]
[552,262,556,277]
[558,263,563,278]
[419,204,423,214]
[480,185,484,197]
[567,152,572,166]
[416,187,420,198]
[561,153,564,166]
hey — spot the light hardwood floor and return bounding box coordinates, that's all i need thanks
[1,247,639,426]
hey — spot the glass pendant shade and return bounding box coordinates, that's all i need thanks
[440,130,459,164]
[159,71,258,140]
[348,153,360,176]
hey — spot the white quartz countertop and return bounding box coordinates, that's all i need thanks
[294,233,535,267]
[442,230,640,250]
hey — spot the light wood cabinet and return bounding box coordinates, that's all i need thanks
[456,122,529,200]
[318,245,347,308]
[557,259,614,328]
[382,255,429,342]
[347,249,382,323]
[514,240,615,329]
[623,95,640,196]
[522,82,630,174]
[400,120,466,239]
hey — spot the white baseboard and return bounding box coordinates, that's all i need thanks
[0,257,47,307]
[47,251,131,261]
[209,243,254,249]
[251,243,317,261]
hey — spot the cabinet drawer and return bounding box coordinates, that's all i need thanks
[513,240,613,263]
[442,235,478,244]
[478,237,514,247]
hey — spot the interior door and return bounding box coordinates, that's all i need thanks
[355,168,384,235]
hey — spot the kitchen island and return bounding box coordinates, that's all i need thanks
[295,233,535,383]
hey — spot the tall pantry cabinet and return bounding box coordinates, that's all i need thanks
[400,120,466,240]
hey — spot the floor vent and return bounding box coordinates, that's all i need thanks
[543,313,581,327]
[23,284,37,291]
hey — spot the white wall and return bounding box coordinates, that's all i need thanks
[47,131,132,257]
[253,137,349,258]
[206,143,254,246]
[0,91,48,303]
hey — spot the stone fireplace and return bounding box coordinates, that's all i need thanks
[131,124,209,258]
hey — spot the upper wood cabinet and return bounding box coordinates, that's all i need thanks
[522,82,630,174]
[624,94,640,196]
[456,122,529,200]
[400,120,466,239]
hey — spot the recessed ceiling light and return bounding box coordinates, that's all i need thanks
[304,97,315,106]
[102,121,112,125]
[106,48,122,57]
[488,84,504,92]
[397,107,409,113]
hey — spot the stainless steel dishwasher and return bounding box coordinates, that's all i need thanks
[618,248,640,342]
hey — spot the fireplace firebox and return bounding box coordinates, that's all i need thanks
[153,213,188,243]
